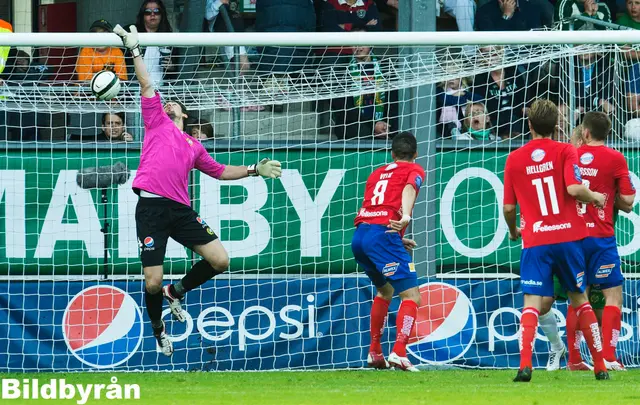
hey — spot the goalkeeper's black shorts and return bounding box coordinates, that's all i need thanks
[135,196,218,267]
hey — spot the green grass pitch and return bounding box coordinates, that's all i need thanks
[6,369,640,405]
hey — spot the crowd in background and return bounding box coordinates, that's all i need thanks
[1,0,640,142]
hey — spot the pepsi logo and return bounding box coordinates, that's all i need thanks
[531,149,545,162]
[407,282,476,365]
[144,237,154,247]
[580,152,594,165]
[196,217,206,225]
[62,286,143,369]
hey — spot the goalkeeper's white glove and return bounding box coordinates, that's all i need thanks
[248,158,282,179]
[113,24,142,58]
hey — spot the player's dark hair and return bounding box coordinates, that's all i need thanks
[392,132,417,161]
[528,99,558,138]
[169,100,188,118]
[582,111,611,142]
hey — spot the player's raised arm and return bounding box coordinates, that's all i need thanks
[113,24,154,98]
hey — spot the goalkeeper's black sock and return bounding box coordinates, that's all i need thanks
[145,289,164,329]
[177,259,219,296]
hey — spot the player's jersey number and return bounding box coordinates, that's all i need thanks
[532,176,560,216]
[371,180,388,205]
[578,179,591,215]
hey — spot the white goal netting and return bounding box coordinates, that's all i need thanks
[0,32,639,371]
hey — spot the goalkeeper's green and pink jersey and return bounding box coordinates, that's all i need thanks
[132,93,226,207]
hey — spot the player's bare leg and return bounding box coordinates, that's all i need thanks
[164,239,229,322]
[601,286,625,371]
[514,294,542,382]
[567,291,609,380]
[538,297,566,371]
[367,283,393,370]
[144,265,173,357]
[388,286,421,372]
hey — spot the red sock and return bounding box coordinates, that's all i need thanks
[519,307,539,370]
[601,305,621,362]
[392,300,418,357]
[566,305,584,364]
[576,303,606,374]
[370,296,391,354]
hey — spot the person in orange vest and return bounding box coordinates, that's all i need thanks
[0,19,13,76]
[75,19,128,81]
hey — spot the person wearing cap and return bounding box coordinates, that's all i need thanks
[75,19,128,82]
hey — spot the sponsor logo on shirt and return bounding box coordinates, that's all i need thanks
[573,164,582,182]
[531,148,545,162]
[415,175,423,189]
[385,163,398,171]
[532,221,572,233]
[596,264,615,279]
[206,227,214,236]
[185,137,193,146]
[357,9,367,19]
[587,222,595,228]
[382,262,399,277]
[521,279,543,287]
[576,271,584,288]
[196,217,206,225]
[526,161,554,175]
[358,208,388,218]
[409,263,416,273]
[144,237,154,247]
[580,152,594,165]
[579,167,599,177]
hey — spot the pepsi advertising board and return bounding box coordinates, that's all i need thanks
[0,277,638,371]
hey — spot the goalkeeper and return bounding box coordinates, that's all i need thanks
[113,24,282,356]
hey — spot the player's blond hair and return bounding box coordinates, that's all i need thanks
[528,99,558,137]
[570,125,584,148]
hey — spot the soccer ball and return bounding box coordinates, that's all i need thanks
[91,70,121,101]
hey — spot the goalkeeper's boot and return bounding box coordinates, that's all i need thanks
[153,321,174,357]
[605,359,626,371]
[388,352,419,372]
[513,367,532,383]
[367,352,390,370]
[595,371,611,380]
[163,284,187,323]
[545,344,566,371]
[567,361,593,371]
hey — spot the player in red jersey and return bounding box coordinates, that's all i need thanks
[352,132,425,372]
[502,99,609,382]
[567,112,635,371]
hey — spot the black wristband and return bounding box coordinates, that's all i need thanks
[247,163,258,177]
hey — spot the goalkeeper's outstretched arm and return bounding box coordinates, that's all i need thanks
[113,24,154,98]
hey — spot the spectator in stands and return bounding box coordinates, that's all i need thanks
[438,0,477,32]
[619,0,640,28]
[76,20,128,82]
[255,0,315,75]
[130,0,177,86]
[205,0,250,73]
[475,0,554,31]
[460,102,497,140]
[555,0,612,30]
[320,0,381,32]
[436,76,482,138]
[189,118,215,140]
[3,49,50,82]
[472,46,530,138]
[331,39,390,139]
[99,112,134,142]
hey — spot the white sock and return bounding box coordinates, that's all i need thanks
[539,311,564,352]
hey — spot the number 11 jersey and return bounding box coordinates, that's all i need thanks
[503,138,588,248]
[354,161,425,236]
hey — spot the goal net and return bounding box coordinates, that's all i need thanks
[0,31,639,371]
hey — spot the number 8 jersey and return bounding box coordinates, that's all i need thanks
[354,161,425,236]
[503,138,589,248]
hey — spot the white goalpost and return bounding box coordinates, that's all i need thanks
[0,30,639,371]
